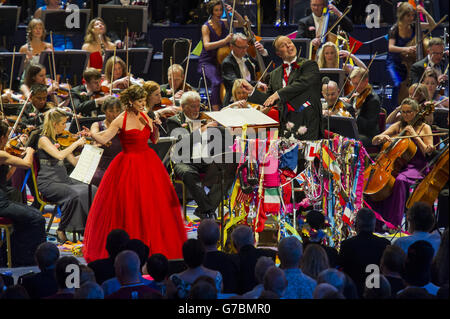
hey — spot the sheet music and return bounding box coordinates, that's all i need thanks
[203,108,278,128]
[70,144,104,184]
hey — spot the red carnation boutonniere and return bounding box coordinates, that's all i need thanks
[291,61,300,70]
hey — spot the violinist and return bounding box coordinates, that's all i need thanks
[386,2,435,112]
[370,98,435,229]
[198,0,245,111]
[20,63,58,103]
[317,41,367,73]
[19,18,53,69]
[421,69,448,108]
[37,108,96,243]
[342,67,381,147]
[296,0,353,48]
[70,68,109,117]
[321,79,351,117]
[222,79,267,112]
[102,56,130,91]
[160,64,194,104]
[221,32,269,107]
[0,121,46,266]
[82,18,116,70]
[143,81,179,120]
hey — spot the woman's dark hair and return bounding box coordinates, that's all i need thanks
[101,96,122,114]
[207,0,223,15]
[24,63,45,88]
[119,85,147,110]
[146,253,169,282]
[0,121,9,138]
[182,239,205,268]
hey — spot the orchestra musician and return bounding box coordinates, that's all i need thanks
[321,79,351,117]
[222,79,268,113]
[0,121,46,266]
[160,64,194,103]
[241,35,323,141]
[102,56,130,91]
[221,32,269,107]
[82,18,116,70]
[70,68,109,117]
[369,98,435,229]
[198,0,245,111]
[22,84,55,129]
[20,63,58,102]
[386,2,435,112]
[37,108,96,243]
[19,18,53,70]
[296,0,353,48]
[342,67,381,147]
[143,80,179,119]
[317,41,367,72]
[421,69,448,107]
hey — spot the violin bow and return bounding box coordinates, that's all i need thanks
[411,65,428,100]
[8,94,31,140]
[110,45,117,96]
[201,66,212,112]
[126,27,130,86]
[420,15,448,45]
[9,46,15,91]
[182,40,192,93]
[66,78,80,132]
[169,56,175,104]
[50,32,57,82]
[321,5,352,42]
[229,0,236,36]
[257,60,273,82]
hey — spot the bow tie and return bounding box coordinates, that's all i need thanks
[283,62,300,70]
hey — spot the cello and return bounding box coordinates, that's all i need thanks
[363,102,435,202]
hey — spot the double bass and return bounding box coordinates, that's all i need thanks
[363,102,434,201]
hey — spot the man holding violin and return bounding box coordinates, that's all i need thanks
[160,64,194,105]
[70,68,109,117]
[221,33,269,107]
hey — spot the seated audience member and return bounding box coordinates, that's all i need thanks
[79,265,96,286]
[168,239,223,299]
[145,253,169,295]
[197,219,240,293]
[313,283,339,299]
[101,239,151,297]
[74,282,104,299]
[380,245,407,295]
[278,236,316,299]
[394,202,441,256]
[88,229,130,285]
[262,266,288,299]
[0,285,30,299]
[242,256,275,299]
[431,228,449,287]
[316,269,346,295]
[363,274,392,299]
[71,68,109,117]
[46,256,80,299]
[396,287,434,299]
[187,276,218,300]
[230,225,276,295]
[300,244,330,280]
[399,240,440,297]
[106,251,162,299]
[338,208,390,297]
[19,242,59,299]
[342,273,359,299]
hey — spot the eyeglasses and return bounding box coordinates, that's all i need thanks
[401,110,414,114]
[233,44,249,50]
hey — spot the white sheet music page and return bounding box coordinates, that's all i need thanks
[203,108,278,128]
[70,144,104,184]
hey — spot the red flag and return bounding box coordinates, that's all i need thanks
[348,36,363,54]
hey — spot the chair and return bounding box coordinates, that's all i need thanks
[0,217,13,268]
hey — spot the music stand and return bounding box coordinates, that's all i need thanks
[69,116,105,134]
[322,115,359,139]
[0,6,21,36]
[0,53,26,89]
[41,9,91,35]
[98,5,148,40]
[259,37,311,67]
[319,68,346,91]
[39,50,89,86]
[101,48,153,78]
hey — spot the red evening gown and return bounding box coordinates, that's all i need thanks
[83,112,187,263]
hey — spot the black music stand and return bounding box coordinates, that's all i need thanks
[0,53,26,90]
[259,37,311,67]
[41,9,91,35]
[0,6,21,37]
[39,50,89,86]
[68,116,105,134]
[101,48,153,78]
[319,68,346,91]
[98,5,148,41]
[322,115,359,139]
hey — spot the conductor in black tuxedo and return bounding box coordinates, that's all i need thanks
[296,0,353,50]
[221,33,269,107]
[242,35,323,141]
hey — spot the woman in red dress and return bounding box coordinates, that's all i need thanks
[82,85,187,263]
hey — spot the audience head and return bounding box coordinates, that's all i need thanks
[427,37,445,65]
[1,285,30,300]
[188,276,218,299]
[79,265,96,285]
[182,239,205,269]
[342,273,359,299]
[27,18,47,42]
[24,63,46,88]
[255,256,276,285]
[104,56,127,82]
[406,201,435,233]
[300,244,330,279]
[278,236,303,269]
[197,219,220,248]
[114,250,141,285]
[120,85,147,113]
[146,253,169,282]
[105,229,130,260]
[317,269,346,293]
[74,281,104,299]
[55,256,80,290]
[143,81,161,109]
[35,242,60,271]
[318,42,339,68]
[397,287,433,299]
[180,91,201,120]
[403,240,434,287]
[263,266,288,298]
[82,67,102,92]
[381,245,406,276]
[313,283,340,299]
[432,228,449,286]
[363,274,391,299]
[231,225,254,252]
[122,239,150,273]
[355,208,376,233]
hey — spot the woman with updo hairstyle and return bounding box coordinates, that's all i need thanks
[82,84,187,263]
[37,108,97,243]
[20,63,58,103]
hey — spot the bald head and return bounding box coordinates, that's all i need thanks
[322,80,339,106]
[114,250,141,284]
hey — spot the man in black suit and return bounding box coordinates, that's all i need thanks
[221,33,269,107]
[338,208,391,297]
[409,37,447,88]
[296,0,353,50]
[242,35,323,141]
[160,64,195,105]
[70,68,109,117]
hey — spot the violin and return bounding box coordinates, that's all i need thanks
[5,134,29,157]
[56,130,92,149]
[350,84,372,110]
